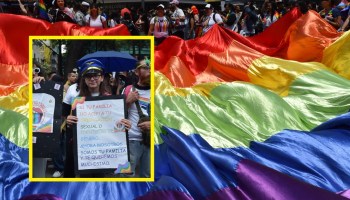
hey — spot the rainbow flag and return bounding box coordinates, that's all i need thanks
[1,9,350,199]
[38,0,50,22]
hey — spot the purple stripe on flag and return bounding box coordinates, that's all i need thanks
[235,159,349,200]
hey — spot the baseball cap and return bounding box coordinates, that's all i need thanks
[79,59,105,76]
[205,4,213,9]
[170,0,179,5]
[157,4,165,9]
[82,1,90,6]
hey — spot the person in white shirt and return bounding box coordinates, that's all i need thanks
[202,4,223,35]
[84,3,107,29]
[169,0,186,39]
[148,4,170,46]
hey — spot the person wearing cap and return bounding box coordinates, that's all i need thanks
[169,0,186,39]
[73,3,85,26]
[81,1,90,16]
[202,4,223,35]
[148,4,170,46]
[64,59,131,178]
[123,59,150,178]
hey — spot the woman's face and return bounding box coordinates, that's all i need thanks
[84,73,103,90]
[321,0,330,9]
[156,8,164,16]
[57,0,65,9]
[90,6,98,15]
[267,3,272,11]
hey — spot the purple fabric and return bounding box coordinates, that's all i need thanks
[20,194,63,200]
[235,159,349,200]
[135,190,194,200]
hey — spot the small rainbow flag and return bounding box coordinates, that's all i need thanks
[38,0,50,22]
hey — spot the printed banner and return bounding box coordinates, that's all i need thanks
[73,96,130,174]
[33,93,55,133]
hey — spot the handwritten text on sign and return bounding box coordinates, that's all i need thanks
[76,99,128,170]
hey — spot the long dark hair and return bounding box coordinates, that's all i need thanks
[78,76,108,97]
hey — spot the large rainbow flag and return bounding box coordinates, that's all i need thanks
[1,8,350,199]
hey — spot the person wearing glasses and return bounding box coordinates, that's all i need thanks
[123,59,150,177]
[63,59,131,177]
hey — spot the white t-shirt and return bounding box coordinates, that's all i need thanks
[85,15,106,28]
[124,86,150,141]
[202,13,223,35]
[63,83,79,105]
[171,8,185,31]
[150,16,170,38]
[74,10,85,26]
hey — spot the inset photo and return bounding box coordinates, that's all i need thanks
[29,36,154,182]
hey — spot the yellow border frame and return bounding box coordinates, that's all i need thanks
[29,36,155,182]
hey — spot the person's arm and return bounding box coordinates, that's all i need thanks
[340,16,350,32]
[102,16,108,28]
[190,17,194,31]
[18,0,27,15]
[148,17,155,35]
[326,16,341,29]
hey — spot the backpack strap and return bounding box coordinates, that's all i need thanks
[213,13,217,24]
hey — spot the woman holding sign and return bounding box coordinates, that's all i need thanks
[64,59,131,178]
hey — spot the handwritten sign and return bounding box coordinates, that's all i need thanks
[73,96,130,174]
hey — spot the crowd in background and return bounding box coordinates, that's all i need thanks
[10,0,350,45]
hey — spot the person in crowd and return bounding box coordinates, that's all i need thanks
[169,0,186,39]
[63,68,78,97]
[221,3,237,31]
[201,4,223,35]
[110,72,126,95]
[108,12,118,28]
[85,3,107,28]
[233,5,243,33]
[319,0,342,29]
[276,0,287,16]
[33,66,45,83]
[51,0,75,23]
[340,8,350,32]
[239,2,258,37]
[123,59,150,178]
[187,6,199,39]
[120,12,140,35]
[148,4,170,46]
[135,9,149,35]
[64,59,131,177]
[261,0,279,29]
[81,1,90,16]
[73,3,85,26]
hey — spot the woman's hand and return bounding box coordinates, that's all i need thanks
[67,115,78,126]
[138,121,150,132]
[120,119,132,130]
[33,76,45,84]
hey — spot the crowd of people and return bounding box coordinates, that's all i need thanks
[33,56,150,178]
[13,0,350,46]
